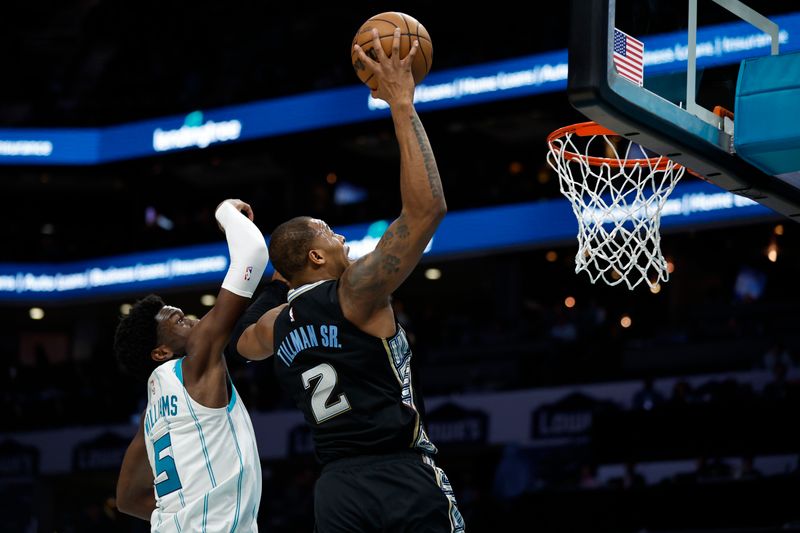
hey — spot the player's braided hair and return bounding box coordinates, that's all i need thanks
[113,294,165,380]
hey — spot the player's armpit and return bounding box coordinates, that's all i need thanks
[225,280,290,361]
[340,208,442,324]
[182,288,251,384]
[237,303,287,360]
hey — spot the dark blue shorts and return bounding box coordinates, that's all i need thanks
[313,451,465,533]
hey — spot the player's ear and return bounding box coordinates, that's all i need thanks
[151,345,174,362]
[308,248,326,266]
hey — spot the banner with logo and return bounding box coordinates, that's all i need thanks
[0,181,774,303]
[2,13,798,165]
[5,370,780,474]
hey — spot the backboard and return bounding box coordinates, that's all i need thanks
[568,0,800,219]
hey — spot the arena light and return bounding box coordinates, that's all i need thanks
[424,268,442,280]
[508,161,524,175]
[564,296,576,308]
[650,283,661,294]
[120,303,132,315]
[767,242,778,263]
[545,250,558,262]
[29,307,44,320]
[620,315,632,328]
[200,294,216,307]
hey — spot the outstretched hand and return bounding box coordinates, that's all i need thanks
[353,27,418,105]
[216,199,254,233]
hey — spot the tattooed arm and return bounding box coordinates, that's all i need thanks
[343,28,446,336]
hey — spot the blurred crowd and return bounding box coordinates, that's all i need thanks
[4,221,800,431]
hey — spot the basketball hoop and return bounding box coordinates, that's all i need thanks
[546,121,686,290]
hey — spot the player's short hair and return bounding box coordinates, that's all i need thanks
[268,216,319,282]
[113,294,165,380]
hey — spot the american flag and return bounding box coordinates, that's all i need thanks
[613,28,644,86]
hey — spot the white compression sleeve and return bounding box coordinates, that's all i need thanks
[215,202,268,298]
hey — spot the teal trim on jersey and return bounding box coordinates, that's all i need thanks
[153,371,189,509]
[227,379,237,413]
[173,514,182,532]
[180,385,218,487]
[152,379,164,531]
[174,357,184,384]
[202,494,209,533]
[225,410,245,533]
[248,421,260,522]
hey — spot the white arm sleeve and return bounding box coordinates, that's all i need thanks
[215,202,268,298]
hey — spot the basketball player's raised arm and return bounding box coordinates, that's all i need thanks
[344,29,446,322]
[224,274,290,361]
[182,200,268,380]
[235,303,288,359]
[117,413,155,521]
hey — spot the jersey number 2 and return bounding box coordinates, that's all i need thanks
[302,363,351,423]
[153,432,183,497]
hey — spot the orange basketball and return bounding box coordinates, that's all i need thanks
[351,12,433,90]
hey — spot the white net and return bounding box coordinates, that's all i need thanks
[546,124,686,290]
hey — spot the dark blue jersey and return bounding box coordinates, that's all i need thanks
[273,279,436,464]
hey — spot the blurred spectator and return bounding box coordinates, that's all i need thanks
[734,455,763,480]
[632,377,666,411]
[578,298,608,340]
[669,380,696,407]
[696,377,753,407]
[623,461,646,489]
[763,362,793,403]
[608,461,646,490]
[391,298,415,345]
[549,308,578,343]
[453,471,485,526]
[578,463,599,490]
[733,265,767,302]
[695,456,732,483]
[761,342,795,373]
[492,444,533,500]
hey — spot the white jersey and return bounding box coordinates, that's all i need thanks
[143,358,261,532]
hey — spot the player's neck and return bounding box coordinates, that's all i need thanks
[289,271,336,290]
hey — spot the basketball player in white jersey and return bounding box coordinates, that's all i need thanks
[114,199,269,532]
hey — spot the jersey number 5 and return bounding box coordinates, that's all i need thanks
[302,363,351,423]
[153,432,183,497]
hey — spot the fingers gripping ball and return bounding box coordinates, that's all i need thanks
[351,12,433,90]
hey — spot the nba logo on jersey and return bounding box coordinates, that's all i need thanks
[289,307,295,322]
[244,266,253,281]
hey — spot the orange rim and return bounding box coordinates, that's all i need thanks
[547,121,678,171]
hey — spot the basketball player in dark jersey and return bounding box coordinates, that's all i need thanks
[227,28,465,533]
